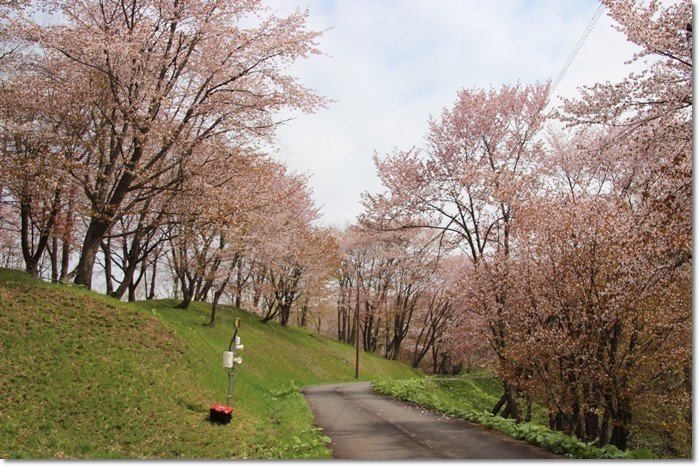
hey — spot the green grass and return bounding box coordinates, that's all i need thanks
[0,268,420,459]
[372,375,503,419]
[372,375,550,424]
[372,377,656,459]
[137,298,421,459]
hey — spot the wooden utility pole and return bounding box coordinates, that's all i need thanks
[355,281,360,380]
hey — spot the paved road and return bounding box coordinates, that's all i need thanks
[301,382,562,460]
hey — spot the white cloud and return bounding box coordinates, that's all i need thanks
[266,0,645,227]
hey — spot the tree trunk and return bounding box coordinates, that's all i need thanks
[492,393,508,416]
[684,365,692,426]
[299,303,308,327]
[49,235,58,282]
[128,268,143,302]
[147,256,158,300]
[234,258,244,308]
[21,185,63,278]
[585,410,600,443]
[74,217,111,289]
[75,153,138,289]
[175,271,195,309]
[261,298,280,322]
[492,383,522,423]
[60,237,70,282]
[610,398,632,450]
[208,276,230,327]
[176,293,192,309]
[59,189,75,283]
[102,239,113,295]
[112,261,137,300]
[110,231,147,300]
[280,302,291,326]
[337,305,347,342]
[209,289,224,327]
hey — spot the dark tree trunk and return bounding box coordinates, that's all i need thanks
[128,283,137,302]
[209,289,223,327]
[147,256,158,300]
[299,303,308,327]
[110,232,145,300]
[20,188,61,277]
[492,393,508,416]
[59,190,75,283]
[175,269,196,309]
[60,238,70,282]
[75,149,139,289]
[128,269,144,302]
[280,302,292,326]
[492,383,522,423]
[610,399,632,450]
[208,276,230,327]
[684,365,692,426]
[102,239,114,295]
[176,293,192,309]
[585,410,600,442]
[49,235,58,282]
[337,305,347,342]
[74,217,112,289]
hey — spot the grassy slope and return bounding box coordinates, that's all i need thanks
[373,376,505,415]
[372,378,656,459]
[0,269,420,459]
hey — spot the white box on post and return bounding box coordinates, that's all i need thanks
[222,351,235,368]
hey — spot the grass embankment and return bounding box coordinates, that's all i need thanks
[373,378,656,459]
[0,269,420,459]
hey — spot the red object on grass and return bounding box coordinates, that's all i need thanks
[210,403,233,424]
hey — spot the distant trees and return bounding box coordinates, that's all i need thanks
[334,225,469,371]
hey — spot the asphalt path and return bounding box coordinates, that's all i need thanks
[301,382,563,460]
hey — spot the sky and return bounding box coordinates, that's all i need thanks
[264,0,647,228]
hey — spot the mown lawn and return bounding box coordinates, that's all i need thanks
[0,268,420,459]
[138,298,422,458]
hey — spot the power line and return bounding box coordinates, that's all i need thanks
[550,3,605,97]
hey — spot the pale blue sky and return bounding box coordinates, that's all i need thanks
[266,0,645,227]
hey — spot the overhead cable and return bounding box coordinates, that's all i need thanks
[550,4,605,97]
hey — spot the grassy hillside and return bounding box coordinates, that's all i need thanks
[0,269,420,459]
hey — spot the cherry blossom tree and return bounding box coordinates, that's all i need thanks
[252,167,324,326]
[166,148,280,313]
[292,227,341,331]
[9,0,326,288]
[522,0,693,451]
[363,82,550,419]
[509,149,691,450]
[559,0,692,244]
[336,223,480,369]
[336,226,397,353]
[407,254,466,372]
[0,54,75,277]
